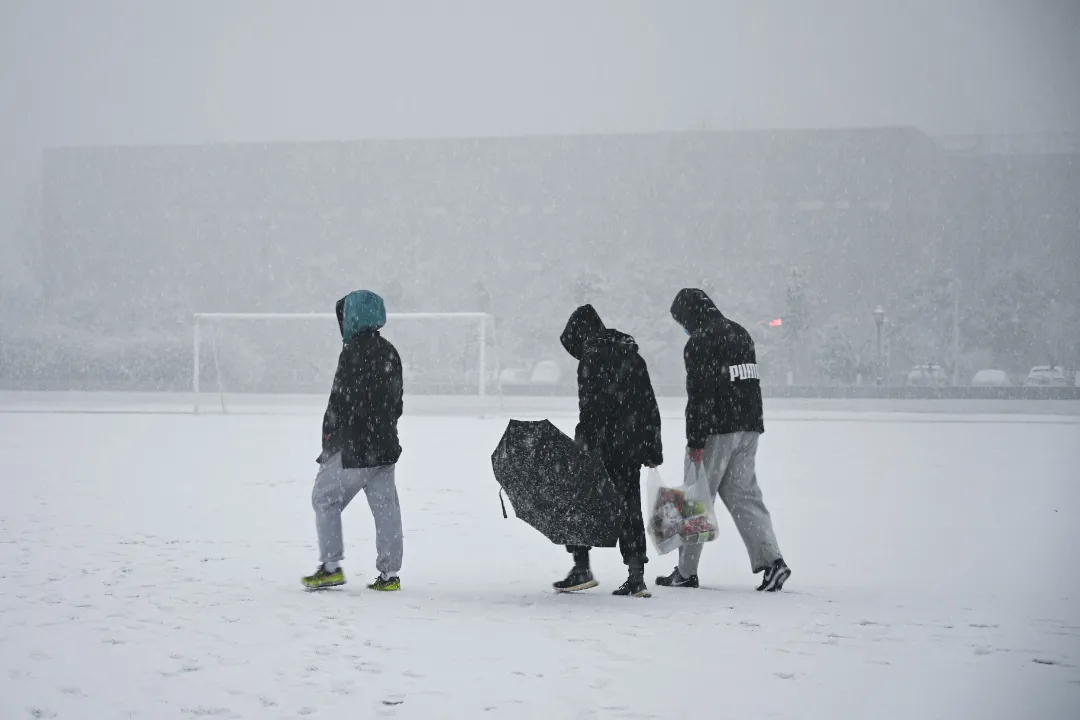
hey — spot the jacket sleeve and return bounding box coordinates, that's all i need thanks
[636,356,664,465]
[684,335,713,449]
[387,346,404,422]
[370,344,404,425]
[574,355,602,453]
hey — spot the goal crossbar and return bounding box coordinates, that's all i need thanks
[194,312,492,321]
[193,312,498,413]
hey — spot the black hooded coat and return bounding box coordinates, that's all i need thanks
[319,294,404,468]
[559,305,663,468]
[670,289,765,447]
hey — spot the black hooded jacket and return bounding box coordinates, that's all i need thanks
[670,289,764,446]
[560,305,663,468]
[320,295,404,468]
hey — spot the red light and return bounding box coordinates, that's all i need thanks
[769,318,783,327]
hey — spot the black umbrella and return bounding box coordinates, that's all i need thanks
[491,419,624,547]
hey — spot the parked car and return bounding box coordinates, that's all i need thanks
[906,364,949,387]
[529,360,562,385]
[1023,365,1068,387]
[498,359,565,389]
[970,369,1011,387]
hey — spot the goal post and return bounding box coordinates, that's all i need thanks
[192,312,500,414]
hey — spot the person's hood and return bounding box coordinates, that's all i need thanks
[670,288,725,333]
[594,328,639,354]
[559,304,607,360]
[336,290,387,342]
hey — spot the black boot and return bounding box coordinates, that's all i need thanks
[554,548,597,592]
[612,564,650,598]
[554,566,597,592]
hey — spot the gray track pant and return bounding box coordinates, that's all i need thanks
[678,431,782,577]
[312,451,403,577]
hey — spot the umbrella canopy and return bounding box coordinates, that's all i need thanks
[491,419,624,547]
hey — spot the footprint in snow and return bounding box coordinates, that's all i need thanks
[181,709,231,718]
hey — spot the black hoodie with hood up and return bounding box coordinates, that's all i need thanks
[320,294,404,469]
[559,305,663,469]
[670,288,764,447]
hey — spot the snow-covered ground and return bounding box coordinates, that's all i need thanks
[2,404,1079,719]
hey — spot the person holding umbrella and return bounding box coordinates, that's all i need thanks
[553,304,663,597]
[657,288,791,592]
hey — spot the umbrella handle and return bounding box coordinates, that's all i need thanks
[499,488,508,519]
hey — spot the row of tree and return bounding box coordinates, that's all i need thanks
[545,262,1079,388]
[761,266,1078,385]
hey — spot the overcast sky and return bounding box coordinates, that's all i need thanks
[5,0,1079,146]
[2,0,1079,241]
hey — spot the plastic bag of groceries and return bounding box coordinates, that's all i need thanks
[645,466,720,556]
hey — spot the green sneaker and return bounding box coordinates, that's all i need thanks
[367,576,401,592]
[302,564,345,590]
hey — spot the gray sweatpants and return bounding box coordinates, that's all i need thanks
[312,451,403,578]
[678,431,782,577]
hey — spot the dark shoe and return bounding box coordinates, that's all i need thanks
[302,564,346,590]
[655,567,699,588]
[553,566,597,592]
[612,568,651,598]
[756,558,791,592]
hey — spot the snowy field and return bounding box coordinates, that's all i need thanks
[2,399,1079,719]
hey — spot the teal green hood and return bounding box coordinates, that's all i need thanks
[336,290,387,341]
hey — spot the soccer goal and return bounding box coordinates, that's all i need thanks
[192,312,499,414]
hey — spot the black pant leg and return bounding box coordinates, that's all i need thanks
[566,545,591,567]
[608,463,646,566]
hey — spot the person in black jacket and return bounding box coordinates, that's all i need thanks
[553,304,663,598]
[656,288,791,592]
[302,290,405,592]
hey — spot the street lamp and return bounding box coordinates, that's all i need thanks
[873,305,886,386]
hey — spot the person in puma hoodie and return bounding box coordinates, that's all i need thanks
[656,288,791,592]
[552,304,663,598]
[302,290,404,592]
